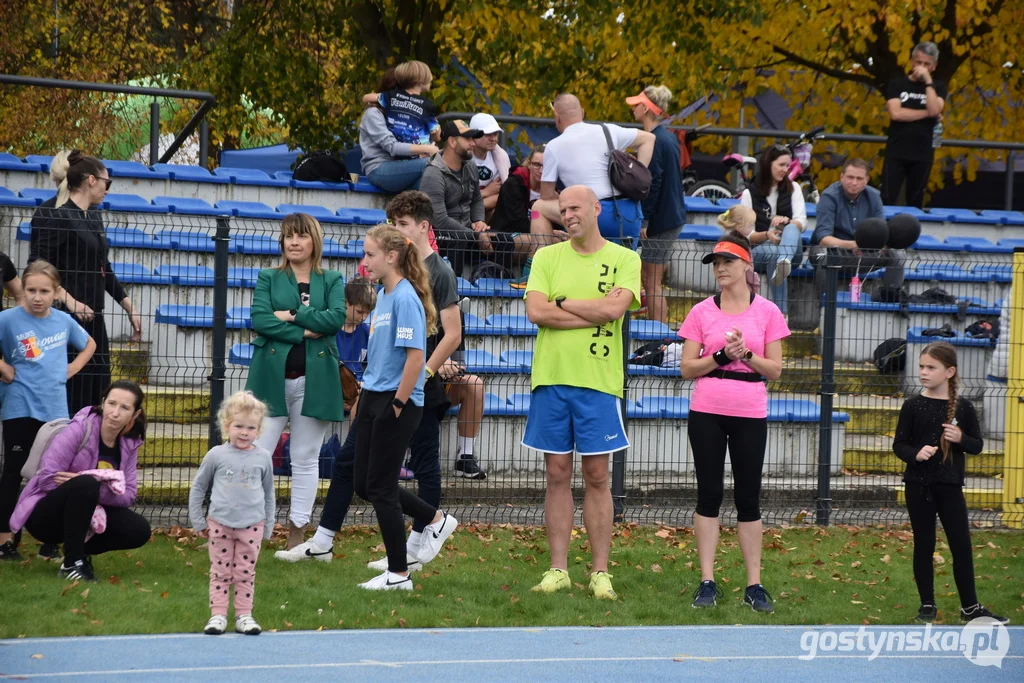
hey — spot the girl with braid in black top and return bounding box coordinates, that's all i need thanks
[893,342,1008,625]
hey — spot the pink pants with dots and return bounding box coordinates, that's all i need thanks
[207,518,264,616]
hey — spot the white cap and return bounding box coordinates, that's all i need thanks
[469,113,501,135]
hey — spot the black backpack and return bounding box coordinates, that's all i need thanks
[630,338,679,366]
[873,338,906,374]
[293,150,350,183]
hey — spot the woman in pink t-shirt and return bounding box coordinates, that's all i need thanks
[678,231,790,614]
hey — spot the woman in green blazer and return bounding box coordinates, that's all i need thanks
[247,213,346,548]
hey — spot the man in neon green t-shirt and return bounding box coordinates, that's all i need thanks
[522,185,641,601]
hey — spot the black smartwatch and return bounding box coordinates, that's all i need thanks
[289,308,298,317]
[554,296,566,309]
[392,397,407,410]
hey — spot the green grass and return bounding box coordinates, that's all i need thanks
[1,524,1021,637]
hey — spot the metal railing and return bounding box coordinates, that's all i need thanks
[438,112,1023,210]
[0,74,215,167]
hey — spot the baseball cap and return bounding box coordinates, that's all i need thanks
[469,113,502,135]
[440,120,484,141]
[701,240,752,264]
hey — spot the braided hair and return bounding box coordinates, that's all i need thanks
[921,341,959,463]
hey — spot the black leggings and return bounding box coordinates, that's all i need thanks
[688,410,768,523]
[882,157,932,209]
[0,417,45,534]
[905,481,978,608]
[353,390,437,573]
[24,475,151,564]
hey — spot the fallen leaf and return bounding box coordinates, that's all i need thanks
[850,561,862,568]
[159,591,169,599]
[933,554,945,565]
[851,600,864,604]
[80,588,90,599]
[283,621,293,628]
[655,529,672,539]
[398,618,407,627]
[881,555,891,564]
[107,575,121,585]
[651,563,663,573]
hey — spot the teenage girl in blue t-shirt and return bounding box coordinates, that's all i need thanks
[352,225,458,591]
[0,260,96,560]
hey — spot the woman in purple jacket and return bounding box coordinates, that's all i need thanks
[9,380,150,582]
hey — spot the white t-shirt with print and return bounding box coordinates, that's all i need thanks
[473,151,499,188]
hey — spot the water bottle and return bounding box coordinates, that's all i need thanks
[849,276,862,303]
[932,120,943,149]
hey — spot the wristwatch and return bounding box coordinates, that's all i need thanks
[288,309,298,317]
[554,296,566,309]
[741,350,753,362]
[392,397,407,410]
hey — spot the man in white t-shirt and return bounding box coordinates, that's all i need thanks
[532,94,655,249]
[469,113,511,219]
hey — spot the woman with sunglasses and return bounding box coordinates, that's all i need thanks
[32,152,143,413]
[738,145,806,318]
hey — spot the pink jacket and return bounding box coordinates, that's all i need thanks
[9,407,142,533]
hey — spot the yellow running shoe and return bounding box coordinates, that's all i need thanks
[531,568,571,593]
[589,571,617,600]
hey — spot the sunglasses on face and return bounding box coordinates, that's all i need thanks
[93,175,112,189]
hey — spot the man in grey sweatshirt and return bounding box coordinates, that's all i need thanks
[420,120,490,276]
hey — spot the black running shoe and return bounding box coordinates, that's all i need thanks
[58,558,97,583]
[38,543,61,560]
[691,580,722,608]
[454,456,487,480]
[916,602,938,623]
[961,604,1009,625]
[744,584,775,613]
[0,540,23,561]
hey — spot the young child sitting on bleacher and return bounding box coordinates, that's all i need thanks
[361,61,441,147]
[716,206,761,294]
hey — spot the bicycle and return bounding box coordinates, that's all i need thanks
[687,125,826,203]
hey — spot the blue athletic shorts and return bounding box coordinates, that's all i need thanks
[597,199,642,249]
[522,385,630,455]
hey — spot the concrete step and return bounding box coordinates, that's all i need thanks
[841,433,1006,477]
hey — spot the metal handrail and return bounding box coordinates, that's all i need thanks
[438,111,1019,209]
[0,74,215,167]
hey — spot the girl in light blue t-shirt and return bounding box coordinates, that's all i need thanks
[0,260,95,560]
[351,225,458,592]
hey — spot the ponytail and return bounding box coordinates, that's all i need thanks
[941,372,959,463]
[365,225,438,336]
[51,149,74,206]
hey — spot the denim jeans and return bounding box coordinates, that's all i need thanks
[751,223,804,315]
[366,158,429,193]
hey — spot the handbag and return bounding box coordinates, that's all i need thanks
[600,123,652,203]
[339,362,360,411]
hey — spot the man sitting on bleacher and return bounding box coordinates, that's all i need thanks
[811,158,905,291]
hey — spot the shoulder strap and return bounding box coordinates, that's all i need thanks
[713,291,756,309]
[598,124,624,238]
[78,419,93,452]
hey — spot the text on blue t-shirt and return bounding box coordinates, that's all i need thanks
[377,89,440,146]
[360,279,427,406]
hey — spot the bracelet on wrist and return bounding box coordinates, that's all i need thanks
[713,348,731,366]
[425,366,435,378]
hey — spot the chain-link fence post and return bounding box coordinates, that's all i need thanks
[816,256,839,526]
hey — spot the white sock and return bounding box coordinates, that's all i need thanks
[407,530,423,554]
[312,527,335,550]
[457,436,474,457]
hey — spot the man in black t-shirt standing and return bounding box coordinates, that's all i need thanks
[881,41,947,208]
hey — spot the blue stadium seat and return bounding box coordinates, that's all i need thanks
[979,210,1024,226]
[103,160,170,180]
[904,264,989,283]
[334,239,365,259]
[0,187,38,207]
[926,207,1001,224]
[907,326,994,347]
[910,234,960,252]
[233,234,279,255]
[684,196,727,214]
[229,343,253,366]
[105,227,172,250]
[18,188,56,205]
[506,394,532,416]
[804,203,817,217]
[15,223,30,241]
[639,396,690,419]
[102,193,167,213]
[943,236,1011,253]
[473,278,519,297]
[500,350,534,370]
[351,177,388,194]
[832,291,901,312]
[151,163,230,184]
[156,230,217,253]
[456,277,476,297]
[213,167,290,187]
[488,314,537,336]
[0,154,43,173]
[227,307,253,329]
[973,264,1011,283]
[679,224,723,241]
[717,198,740,209]
[883,206,928,220]
[227,267,261,288]
[272,171,294,182]
[152,196,229,216]
[801,229,814,245]
[155,304,214,327]
[462,313,490,336]
[24,155,54,171]
[767,397,850,423]
[630,319,671,341]
[276,204,348,223]
[215,201,282,219]
[111,263,172,285]
[483,393,514,416]
[335,208,387,225]
[627,399,660,419]
[462,350,513,374]
[998,238,1024,250]
[906,296,999,316]
[155,265,215,286]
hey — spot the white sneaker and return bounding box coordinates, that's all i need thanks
[358,570,413,591]
[273,539,333,563]
[416,512,458,564]
[235,613,262,635]
[772,258,792,286]
[367,553,423,572]
[203,614,227,635]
